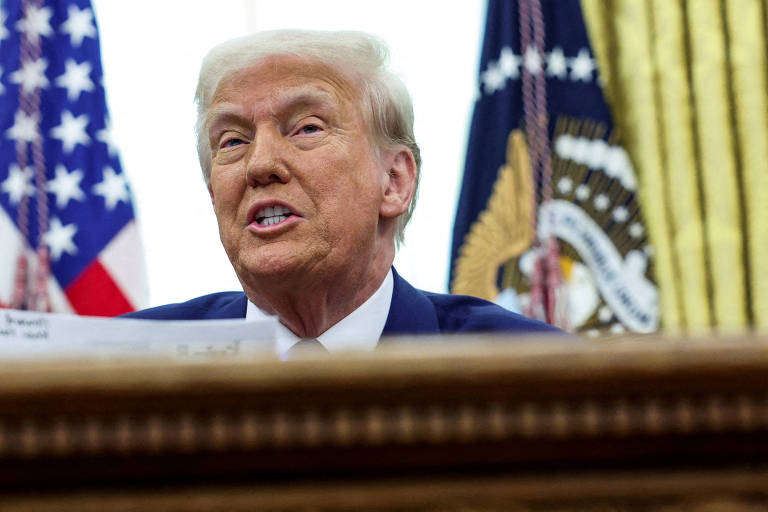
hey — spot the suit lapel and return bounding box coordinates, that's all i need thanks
[382,268,440,335]
[210,293,249,319]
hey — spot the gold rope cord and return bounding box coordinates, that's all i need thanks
[581,0,767,333]
[451,131,535,300]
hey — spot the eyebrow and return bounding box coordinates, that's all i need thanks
[204,103,248,134]
[205,87,338,134]
[271,87,337,115]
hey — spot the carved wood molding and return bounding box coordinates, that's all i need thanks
[1,335,767,495]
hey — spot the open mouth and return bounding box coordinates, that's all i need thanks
[252,205,295,226]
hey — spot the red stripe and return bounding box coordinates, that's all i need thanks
[65,260,134,316]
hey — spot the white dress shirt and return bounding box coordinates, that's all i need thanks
[246,269,394,359]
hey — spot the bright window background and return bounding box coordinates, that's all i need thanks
[92,0,486,307]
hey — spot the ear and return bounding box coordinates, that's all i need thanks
[379,148,417,219]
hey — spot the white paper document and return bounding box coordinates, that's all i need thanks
[0,308,277,362]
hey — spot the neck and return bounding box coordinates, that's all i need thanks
[242,241,394,338]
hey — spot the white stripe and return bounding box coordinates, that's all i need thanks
[0,209,25,305]
[99,220,149,309]
[45,268,74,314]
[0,208,73,313]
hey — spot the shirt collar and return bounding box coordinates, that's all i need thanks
[246,269,393,359]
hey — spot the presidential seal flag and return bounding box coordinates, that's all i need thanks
[0,0,147,315]
[451,0,659,335]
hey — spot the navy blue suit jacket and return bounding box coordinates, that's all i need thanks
[123,269,562,336]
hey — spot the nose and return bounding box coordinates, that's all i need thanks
[244,128,291,187]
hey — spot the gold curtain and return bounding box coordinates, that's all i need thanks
[581,0,768,333]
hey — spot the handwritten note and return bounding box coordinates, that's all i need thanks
[0,309,277,361]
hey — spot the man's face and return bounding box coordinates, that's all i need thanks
[206,56,390,290]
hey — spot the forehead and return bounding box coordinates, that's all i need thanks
[210,55,360,112]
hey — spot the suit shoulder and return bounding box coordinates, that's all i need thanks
[423,291,564,334]
[120,292,246,320]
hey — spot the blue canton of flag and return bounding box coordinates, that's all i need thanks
[0,0,147,315]
[450,0,659,334]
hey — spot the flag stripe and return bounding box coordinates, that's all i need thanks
[65,259,133,316]
[99,220,148,309]
[0,208,25,304]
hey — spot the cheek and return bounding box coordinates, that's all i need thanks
[321,159,383,228]
[210,169,244,217]
[316,156,376,205]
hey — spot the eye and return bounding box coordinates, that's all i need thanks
[221,137,247,149]
[293,119,324,137]
[300,124,319,134]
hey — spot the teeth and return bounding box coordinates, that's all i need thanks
[260,215,287,226]
[254,204,292,226]
[255,205,291,219]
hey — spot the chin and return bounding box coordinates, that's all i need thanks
[238,255,295,281]
[233,242,316,286]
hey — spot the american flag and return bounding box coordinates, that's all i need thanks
[0,0,147,315]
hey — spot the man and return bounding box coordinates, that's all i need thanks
[124,30,562,355]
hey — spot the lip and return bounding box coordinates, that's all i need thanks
[246,200,302,234]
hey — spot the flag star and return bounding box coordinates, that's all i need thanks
[613,205,629,222]
[594,193,609,211]
[50,110,90,153]
[47,165,85,209]
[1,165,34,204]
[55,58,94,101]
[557,176,573,194]
[0,66,4,95]
[61,5,97,47]
[16,5,53,44]
[523,46,542,75]
[497,47,521,79]
[0,9,8,42]
[10,58,49,94]
[575,184,590,201]
[481,61,505,94]
[546,46,568,79]
[629,222,644,238]
[569,48,596,82]
[6,110,39,143]
[96,118,118,157]
[43,217,78,261]
[93,167,129,210]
